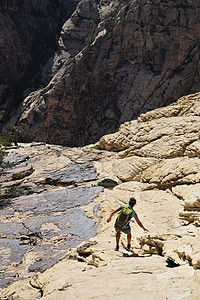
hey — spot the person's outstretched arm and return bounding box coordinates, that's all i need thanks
[107,206,122,223]
[134,213,149,232]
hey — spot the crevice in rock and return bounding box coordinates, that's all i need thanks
[183,207,200,212]
[149,180,200,191]
[177,251,193,266]
[19,230,43,246]
[166,258,180,268]
[127,270,154,274]
[29,280,44,298]
[77,256,86,262]
[76,241,97,258]
[138,236,165,256]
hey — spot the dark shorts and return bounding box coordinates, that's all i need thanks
[114,223,131,234]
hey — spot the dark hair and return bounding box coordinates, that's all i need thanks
[129,197,136,207]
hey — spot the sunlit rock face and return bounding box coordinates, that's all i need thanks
[14,0,200,146]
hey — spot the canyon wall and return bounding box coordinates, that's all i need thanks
[2,0,200,146]
[15,0,200,146]
[0,0,78,122]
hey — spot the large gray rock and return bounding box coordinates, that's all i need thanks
[38,162,99,185]
[0,185,103,287]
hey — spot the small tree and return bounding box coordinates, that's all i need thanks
[0,125,15,174]
[0,125,17,147]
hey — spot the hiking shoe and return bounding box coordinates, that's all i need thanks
[127,244,131,250]
[115,245,119,251]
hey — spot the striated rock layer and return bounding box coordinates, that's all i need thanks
[0,92,200,299]
[14,0,200,146]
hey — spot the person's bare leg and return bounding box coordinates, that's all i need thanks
[116,231,121,245]
[127,232,131,249]
[115,232,121,250]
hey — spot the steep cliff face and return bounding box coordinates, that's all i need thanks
[13,0,200,146]
[0,0,78,122]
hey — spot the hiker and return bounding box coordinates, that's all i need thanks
[107,197,149,251]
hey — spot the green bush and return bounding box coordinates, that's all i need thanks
[98,178,118,188]
[0,186,33,200]
[0,150,13,175]
[0,125,15,174]
[0,125,15,147]
[12,173,27,181]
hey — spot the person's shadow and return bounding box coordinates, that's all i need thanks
[121,242,150,258]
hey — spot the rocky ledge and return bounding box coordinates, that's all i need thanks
[0,92,200,299]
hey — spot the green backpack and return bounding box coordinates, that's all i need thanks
[115,205,135,229]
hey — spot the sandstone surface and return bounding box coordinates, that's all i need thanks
[0,92,200,299]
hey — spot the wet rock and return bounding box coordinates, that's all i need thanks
[0,199,13,210]
[0,185,103,287]
[23,208,99,244]
[0,207,15,216]
[0,222,26,238]
[0,278,15,289]
[28,252,65,273]
[0,186,35,205]
[40,162,99,186]
[22,208,100,273]
[0,239,31,270]
[12,186,103,214]
[3,153,29,165]
[20,232,43,246]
